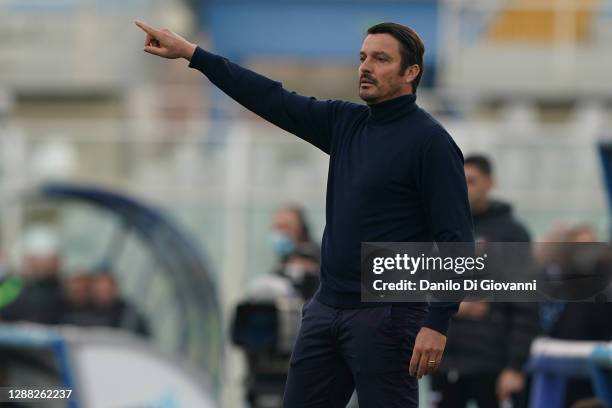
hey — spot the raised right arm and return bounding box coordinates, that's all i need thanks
[135,20,337,153]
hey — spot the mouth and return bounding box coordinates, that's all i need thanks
[360,77,376,86]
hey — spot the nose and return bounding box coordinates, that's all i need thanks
[359,57,372,75]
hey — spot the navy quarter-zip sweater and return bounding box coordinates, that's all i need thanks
[189,47,474,335]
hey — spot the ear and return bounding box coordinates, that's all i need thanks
[404,64,420,83]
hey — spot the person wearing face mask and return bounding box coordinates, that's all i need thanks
[231,208,320,408]
[270,205,320,261]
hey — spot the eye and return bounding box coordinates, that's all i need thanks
[359,55,366,62]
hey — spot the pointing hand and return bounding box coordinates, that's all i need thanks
[134,20,197,61]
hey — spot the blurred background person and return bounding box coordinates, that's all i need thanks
[538,224,612,407]
[60,272,97,327]
[232,205,320,408]
[270,204,320,262]
[60,267,151,337]
[88,265,150,337]
[431,154,539,408]
[271,204,321,299]
[0,225,65,325]
[463,155,531,243]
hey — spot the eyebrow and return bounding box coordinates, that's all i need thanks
[360,51,392,59]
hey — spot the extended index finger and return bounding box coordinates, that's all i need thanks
[134,20,158,36]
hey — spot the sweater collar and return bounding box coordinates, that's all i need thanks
[368,93,418,125]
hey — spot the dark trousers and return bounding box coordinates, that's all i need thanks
[283,298,427,408]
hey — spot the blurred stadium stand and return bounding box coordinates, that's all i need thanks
[439,0,612,99]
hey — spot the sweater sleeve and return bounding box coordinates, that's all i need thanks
[419,127,475,335]
[188,46,335,153]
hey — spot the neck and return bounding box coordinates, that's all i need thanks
[367,88,414,106]
[368,93,417,125]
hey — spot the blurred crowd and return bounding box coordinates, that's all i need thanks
[0,228,149,337]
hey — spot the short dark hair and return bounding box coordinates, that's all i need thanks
[367,22,425,92]
[465,154,493,176]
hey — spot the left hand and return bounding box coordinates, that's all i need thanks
[496,368,525,402]
[409,326,447,379]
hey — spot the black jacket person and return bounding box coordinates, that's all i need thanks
[432,155,539,408]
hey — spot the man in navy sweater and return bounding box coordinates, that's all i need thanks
[136,20,473,407]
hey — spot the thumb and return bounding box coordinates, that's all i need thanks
[144,45,165,57]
